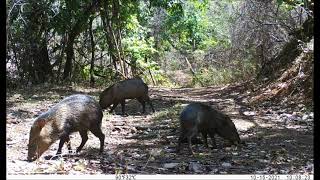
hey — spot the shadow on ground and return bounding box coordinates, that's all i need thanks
[6,85,313,174]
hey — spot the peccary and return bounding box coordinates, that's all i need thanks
[27,94,105,161]
[99,78,155,114]
[177,102,241,155]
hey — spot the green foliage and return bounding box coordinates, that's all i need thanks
[195,67,233,86]
[161,0,234,52]
[123,14,156,58]
[93,66,117,86]
[8,0,279,87]
[231,58,257,81]
[277,0,284,5]
[278,0,305,11]
[278,0,304,6]
[122,14,172,86]
[80,65,90,80]
[78,64,117,86]
[194,58,257,86]
[143,70,173,87]
[163,1,211,50]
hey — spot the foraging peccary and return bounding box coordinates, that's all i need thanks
[99,78,155,114]
[177,102,241,155]
[27,94,105,161]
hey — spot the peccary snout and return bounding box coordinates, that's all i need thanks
[215,114,241,145]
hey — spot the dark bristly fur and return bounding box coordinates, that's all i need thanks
[99,78,155,114]
[27,94,105,161]
[177,102,241,155]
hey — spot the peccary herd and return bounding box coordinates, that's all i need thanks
[27,78,241,161]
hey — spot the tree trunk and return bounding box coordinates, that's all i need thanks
[35,40,52,83]
[56,34,67,83]
[89,17,95,87]
[185,57,204,87]
[99,0,126,80]
[100,2,118,75]
[63,0,98,80]
[63,34,75,80]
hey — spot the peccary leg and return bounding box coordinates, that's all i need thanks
[109,103,119,113]
[76,130,88,153]
[186,129,197,155]
[187,136,194,155]
[146,97,155,112]
[209,132,217,149]
[177,129,196,155]
[90,127,105,154]
[137,98,146,113]
[65,136,72,153]
[201,132,209,148]
[177,132,185,153]
[57,134,70,155]
[120,100,126,115]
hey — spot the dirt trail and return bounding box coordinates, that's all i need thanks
[6,85,313,174]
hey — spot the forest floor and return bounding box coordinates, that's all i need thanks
[6,84,314,175]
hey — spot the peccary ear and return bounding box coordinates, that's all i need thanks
[37,119,46,129]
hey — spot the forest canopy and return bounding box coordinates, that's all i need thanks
[6,0,313,88]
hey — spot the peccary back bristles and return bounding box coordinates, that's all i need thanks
[27,94,105,161]
[177,102,240,155]
[99,78,155,114]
